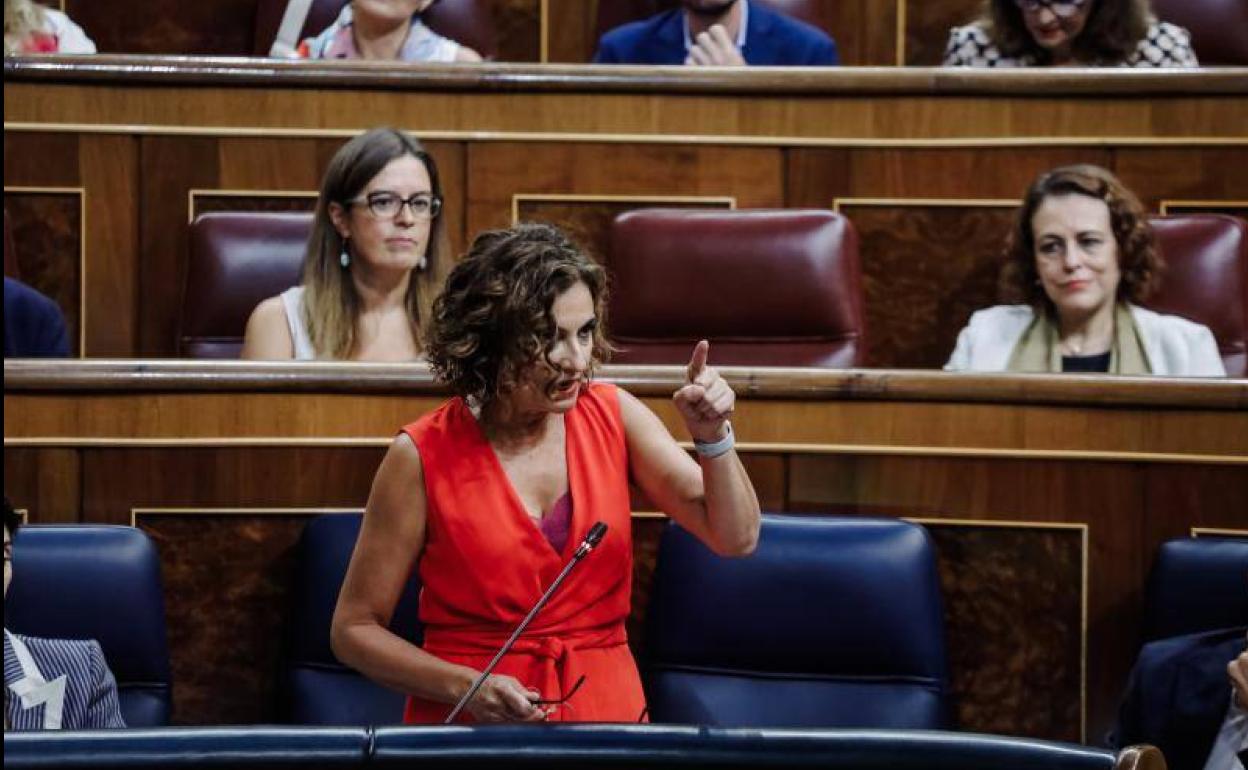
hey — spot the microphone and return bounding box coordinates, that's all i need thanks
[444,521,609,724]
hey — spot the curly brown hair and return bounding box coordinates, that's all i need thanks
[425,223,613,407]
[982,0,1152,64]
[1002,164,1162,313]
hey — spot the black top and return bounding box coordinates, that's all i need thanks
[1062,351,1112,373]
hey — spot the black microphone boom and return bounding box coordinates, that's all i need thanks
[444,521,610,723]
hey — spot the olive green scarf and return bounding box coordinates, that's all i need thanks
[1006,303,1152,374]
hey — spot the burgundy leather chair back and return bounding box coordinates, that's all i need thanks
[1144,214,1248,377]
[254,0,498,59]
[594,0,833,54]
[1152,0,1248,65]
[606,209,866,367]
[4,209,18,280]
[180,212,311,358]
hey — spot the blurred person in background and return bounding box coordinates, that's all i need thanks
[4,0,94,54]
[298,0,481,62]
[943,0,1196,67]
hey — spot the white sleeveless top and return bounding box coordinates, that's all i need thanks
[278,286,316,360]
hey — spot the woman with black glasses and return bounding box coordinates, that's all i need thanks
[242,127,452,361]
[942,0,1197,67]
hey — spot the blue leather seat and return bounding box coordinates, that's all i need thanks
[1143,536,1248,642]
[281,513,423,725]
[642,514,948,728]
[4,525,172,727]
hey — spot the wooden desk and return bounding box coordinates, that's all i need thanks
[6,361,1246,738]
[5,59,1247,362]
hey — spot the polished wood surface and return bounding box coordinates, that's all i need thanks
[6,59,1247,359]
[5,362,1246,735]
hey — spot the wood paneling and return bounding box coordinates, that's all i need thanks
[80,134,139,356]
[5,64,1246,362]
[2,192,83,356]
[64,0,262,55]
[4,365,1246,738]
[2,448,82,523]
[491,0,542,62]
[926,523,1084,741]
[842,202,1014,368]
[468,143,782,238]
[905,0,981,65]
[139,136,220,355]
[514,196,731,264]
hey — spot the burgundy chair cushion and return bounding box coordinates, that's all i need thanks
[606,209,866,367]
[594,0,835,57]
[1152,0,1248,65]
[1144,214,1248,377]
[180,212,311,358]
[253,0,498,59]
[4,208,18,280]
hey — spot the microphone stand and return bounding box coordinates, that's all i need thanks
[444,522,608,724]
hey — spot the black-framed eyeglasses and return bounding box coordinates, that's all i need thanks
[1013,0,1088,16]
[349,191,442,220]
[530,674,586,709]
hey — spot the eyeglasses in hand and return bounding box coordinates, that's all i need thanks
[530,674,586,712]
[349,191,442,220]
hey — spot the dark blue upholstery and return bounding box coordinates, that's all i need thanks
[5,525,172,727]
[643,515,948,729]
[1143,536,1248,642]
[4,725,1137,768]
[371,725,1121,768]
[281,513,423,725]
[3,727,369,769]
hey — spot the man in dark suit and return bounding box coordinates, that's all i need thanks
[593,0,839,66]
[1116,627,1248,770]
[4,500,125,730]
[4,277,69,358]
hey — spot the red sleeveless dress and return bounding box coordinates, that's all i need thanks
[400,382,646,723]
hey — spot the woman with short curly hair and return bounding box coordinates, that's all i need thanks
[943,0,1197,67]
[331,223,761,724]
[946,164,1223,375]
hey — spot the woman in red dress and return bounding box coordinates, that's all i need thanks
[331,223,760,723]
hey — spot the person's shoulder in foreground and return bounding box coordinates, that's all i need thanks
[1114,627,1246,770]
[4,632,127,730]
[4,277,70,358]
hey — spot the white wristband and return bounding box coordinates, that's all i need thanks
[693,422,734,459]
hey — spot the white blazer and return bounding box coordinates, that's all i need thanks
[944,304,1226,377]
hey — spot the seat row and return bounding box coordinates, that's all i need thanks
[8,516,1247,730]
[179,209,1248,375]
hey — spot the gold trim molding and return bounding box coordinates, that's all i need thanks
[187,188,318,224]
[511,193,737,225]
[6,437,1244,465]
[7,122,1248,149]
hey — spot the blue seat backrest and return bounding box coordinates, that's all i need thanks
[4,525,172,727]
[1143,536,1248,642]
[643,514,948,728]
[282,513,424,725]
